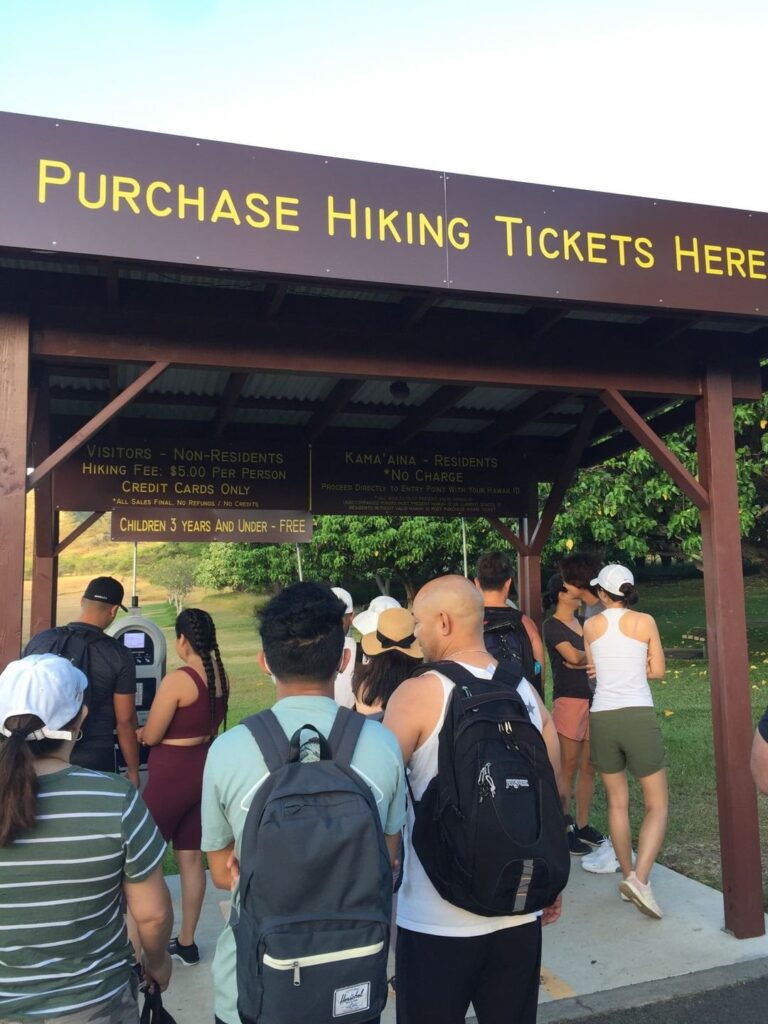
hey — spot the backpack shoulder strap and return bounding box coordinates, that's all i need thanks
[327,706,366,769]
[410,660,480,689]
[240,709,290,773]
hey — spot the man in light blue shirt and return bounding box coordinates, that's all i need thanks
[202,582,407,1024]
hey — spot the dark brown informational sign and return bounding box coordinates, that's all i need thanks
[54,441,308,511]
[111,508,312,543]
[1,111,768,316]
[311,446,532,516]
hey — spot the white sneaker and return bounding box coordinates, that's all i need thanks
[581,841,620,873]
[619,872,663,919]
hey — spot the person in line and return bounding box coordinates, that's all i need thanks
[0,654,172,1021]
[140,608,229,966]
[584,564,667,919]
[331,586,357,707]
[353,606,423,720]
[201,582,406,1024]
[542,574,606,856]
[384,575,563,1024]
[473,551,545,698]
[559,554,605,620]
[24,576,140,783]
[750,707,768,793]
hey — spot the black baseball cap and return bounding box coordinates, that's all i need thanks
[83,576,127,611]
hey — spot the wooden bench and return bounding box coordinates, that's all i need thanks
[679,626,708,659]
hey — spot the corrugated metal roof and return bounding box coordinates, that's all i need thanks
[243,374,337,401]
[428,417,488,434]
[287,284,401,303]
[144,368,231,396]
[354,380,437,406]
[566,310,647,324]
[333,412,405,431]
[454,386,533,412]
[50,374,109,393]
[231,408,312,427]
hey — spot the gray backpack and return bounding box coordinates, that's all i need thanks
[233,707,392,1024]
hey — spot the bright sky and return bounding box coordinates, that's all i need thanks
[1,0,766,211]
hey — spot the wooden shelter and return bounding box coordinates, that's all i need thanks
[1,111,767,938]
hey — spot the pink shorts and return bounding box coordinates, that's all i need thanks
[553,697,590,742]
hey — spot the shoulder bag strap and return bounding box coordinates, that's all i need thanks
[240,709,290,773]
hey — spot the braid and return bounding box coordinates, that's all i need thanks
[176,608,228,734]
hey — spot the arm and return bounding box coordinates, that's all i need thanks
[114,693,140,787]
[522,614,546,686]
[384,832,401,872]
[208,843,237,890]
[751,718,768,795]
[645,616,666,679]
[553,640,587,667]
[382,673,443,766]
[583,629,597,681]
[123,865,173,991]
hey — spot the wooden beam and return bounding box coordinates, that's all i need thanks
[30,377,58,634]
[600,388,709,510]
[27,361,170,490]
[261,283,287,320]
[478,391,570,448]
[55,511,105,556]
[400,292,438,331]
[582,400,695,468]
[0,314,29,668]
[484,517,529,556]
[529,399,601,555]
[214,371,250,439]
[33,324,722,397]
[303,378,364,444]
[696,361,764,939]
[394,385,473,444]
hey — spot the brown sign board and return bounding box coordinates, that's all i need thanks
[311,446,532,517]
[111,508,312,543]
[1,111,768,317]
[54,441,308,512]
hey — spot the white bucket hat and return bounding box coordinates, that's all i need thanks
[352,595,402,636]
[0,655,87,741]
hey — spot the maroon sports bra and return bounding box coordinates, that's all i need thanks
[163,666,226,740]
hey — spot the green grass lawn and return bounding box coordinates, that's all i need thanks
[137,578,768,902]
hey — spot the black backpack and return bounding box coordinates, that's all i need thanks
[483,607,540,695]
[232,707,392,1024]
[408,660,569,917]
[24,626,101,709]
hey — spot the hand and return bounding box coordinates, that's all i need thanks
[142,950,172,992]
[541,892,562,926]
[586,662,597,680]
[226,850,240,891]
[135,727,144,745]
[126,768,140,789]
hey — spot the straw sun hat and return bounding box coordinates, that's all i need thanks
[361,607,423,660]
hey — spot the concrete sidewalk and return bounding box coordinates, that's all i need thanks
[160,861,768,1023]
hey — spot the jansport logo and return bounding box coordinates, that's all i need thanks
[506,778,530,789]
[333,981,371,1016]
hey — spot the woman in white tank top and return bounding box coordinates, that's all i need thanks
[583,565,667,920]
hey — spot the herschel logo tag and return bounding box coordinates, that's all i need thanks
[333,981,370,1016]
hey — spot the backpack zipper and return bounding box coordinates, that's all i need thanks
[477,762,496,801]
[263,941,385,987]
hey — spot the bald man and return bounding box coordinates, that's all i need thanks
[384,575,563,1024]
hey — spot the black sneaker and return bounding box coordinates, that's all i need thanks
[168,937,200,966]
[575,824,608,848]
[567,828,592,856]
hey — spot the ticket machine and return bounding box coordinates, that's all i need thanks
[107,606,167,769]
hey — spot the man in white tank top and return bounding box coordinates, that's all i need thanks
[383,576,564,1024]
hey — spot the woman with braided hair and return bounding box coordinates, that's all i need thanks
[141,608,229,966]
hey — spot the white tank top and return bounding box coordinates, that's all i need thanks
[590,609,653,713]
[397,662,542,936]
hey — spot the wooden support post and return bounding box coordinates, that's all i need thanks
[517,490,542,633]
[0,315,30,668]
[30,377,59,636]
[696,362,764,938]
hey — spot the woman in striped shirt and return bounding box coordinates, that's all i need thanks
[0,654,172,1023]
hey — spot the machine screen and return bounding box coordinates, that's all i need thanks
[123,632,146,650]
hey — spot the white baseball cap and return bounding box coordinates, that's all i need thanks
[331,587,354,614]
[352,595,402,636]
[590,564,635,596]
[0,655,87,741]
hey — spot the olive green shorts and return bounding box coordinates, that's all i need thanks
[589,706,666,778]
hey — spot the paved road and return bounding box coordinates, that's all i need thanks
[546,977,768,1023]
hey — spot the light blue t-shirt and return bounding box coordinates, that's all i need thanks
[201,696,407,1024]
